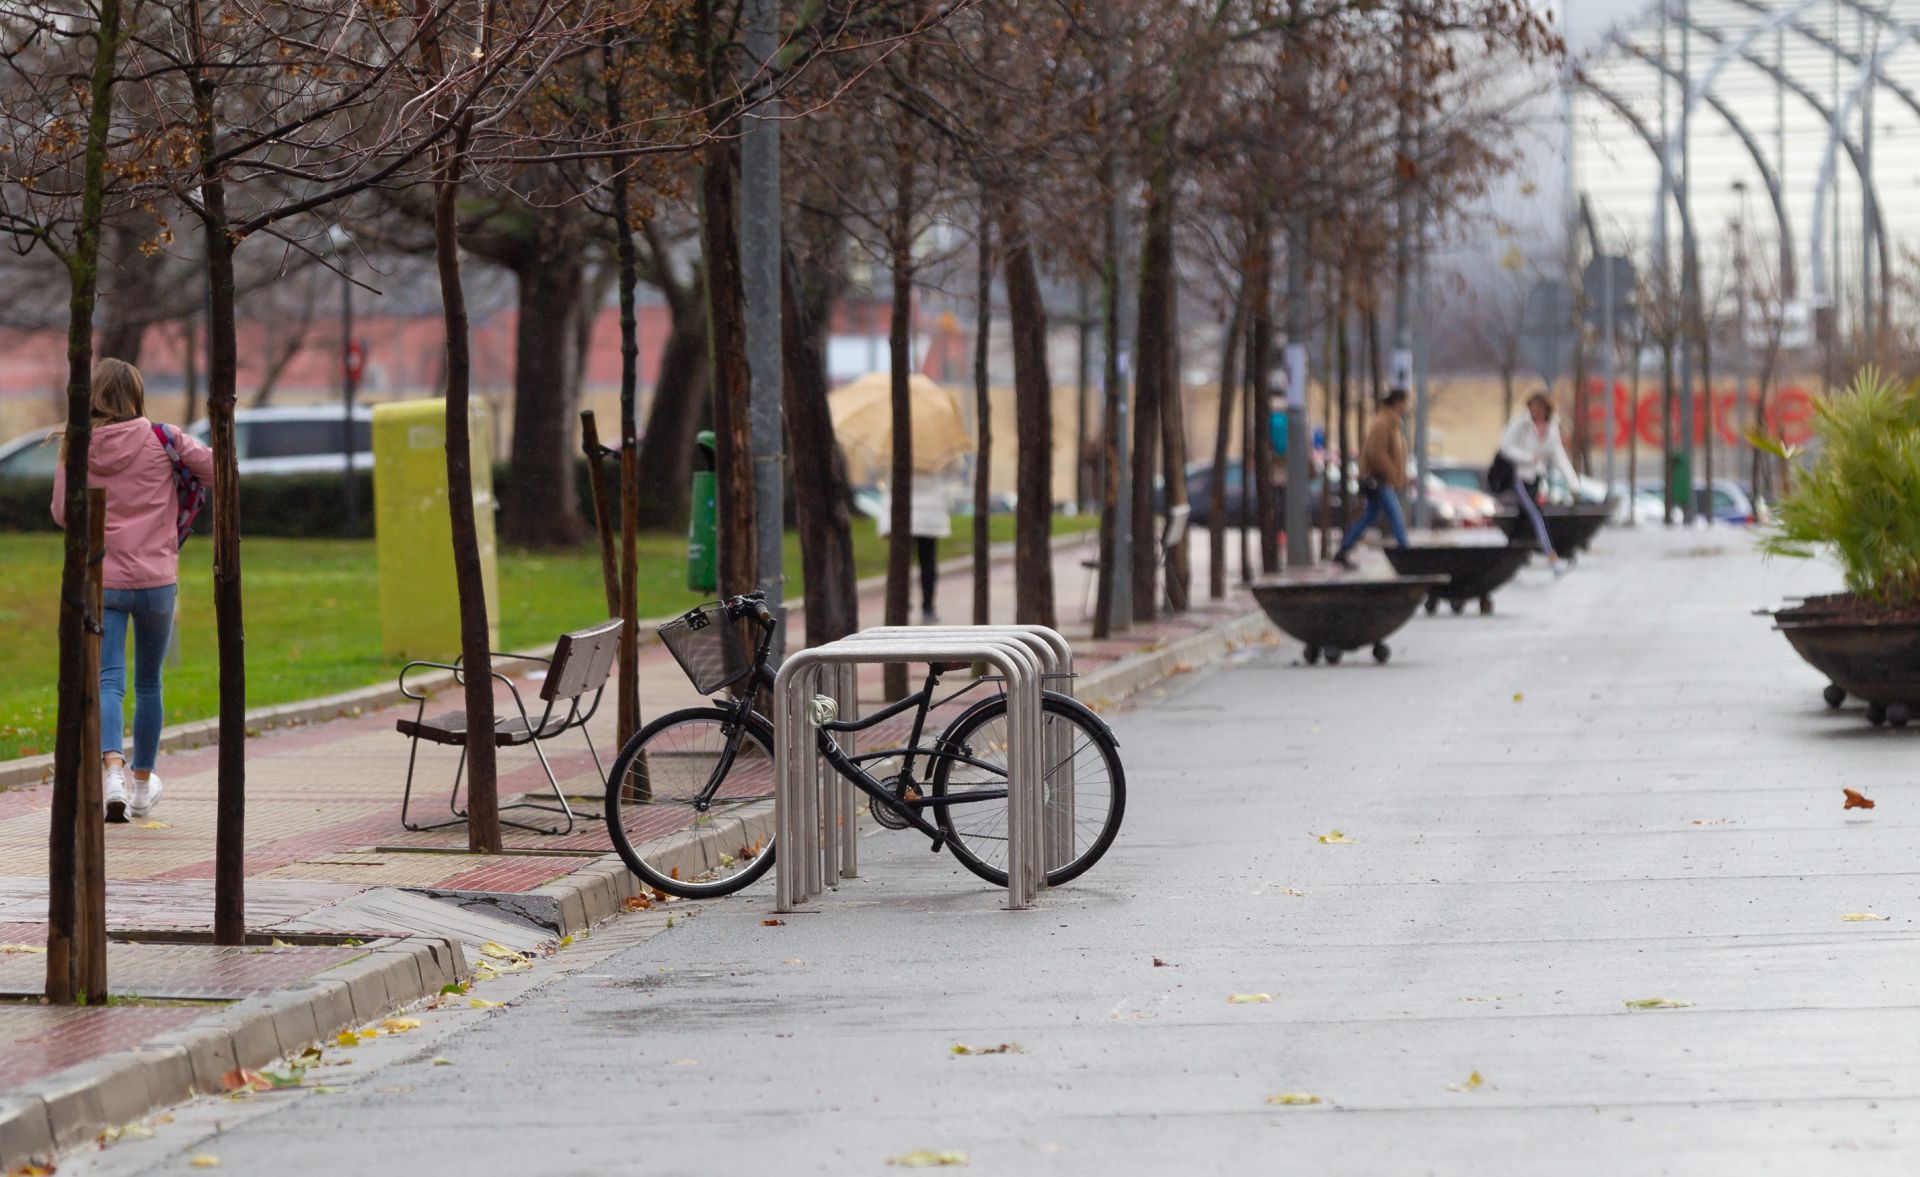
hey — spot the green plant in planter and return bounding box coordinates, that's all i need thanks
[1761,368,1920,605]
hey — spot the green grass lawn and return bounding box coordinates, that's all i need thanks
[0,513,1096,762]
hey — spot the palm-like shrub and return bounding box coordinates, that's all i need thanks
[1763,368,1920,605]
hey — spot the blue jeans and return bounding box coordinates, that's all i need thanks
[100,584,176,773]
[1508,479,1558,560]
[1337,485,1409,555]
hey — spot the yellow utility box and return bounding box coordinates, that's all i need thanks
[373,399,500,659]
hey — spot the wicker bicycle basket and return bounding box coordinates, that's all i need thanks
[658,604,749,694]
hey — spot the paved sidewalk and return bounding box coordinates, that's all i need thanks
[101,525,1920,1175]
[1,531,1261,1151]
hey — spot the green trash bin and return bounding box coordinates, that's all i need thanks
[687,430,718,593]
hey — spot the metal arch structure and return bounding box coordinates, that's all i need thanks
[1574,73,1704,312]
[1809,29,1912,318]
[1609,34,1799,298]
[1673,12,1895,318]
[1721,0,1920,120]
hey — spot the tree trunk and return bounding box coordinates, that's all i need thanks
[883,127,917,702]
[1246,220,1279,574]
[606,33,642,747]
[412,4,497,853]
[1091,170,1126,640]
[181,315,199,427]
[1336,289,1351,535]
[1130,169,1173,623]
[184,9,249,945]
[1208,289,1246,600]
[702,139,755,598]
[47,0,124,1002]
[972,190,993,627]
[782,255,857,647]
[1157,226,1190,614]
[633,304,710,530]
[501,249,587,548]
[999,202,1055,629]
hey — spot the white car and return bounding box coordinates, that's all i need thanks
[186,405,373,476]
[0,428,61,478]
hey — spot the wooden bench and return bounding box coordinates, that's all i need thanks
[396,619,621,835]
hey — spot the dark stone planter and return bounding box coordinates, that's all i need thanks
[1771,605,1920,726]
[1385,544,1534,615]
[1498,504,1610,561]
[1251,576,1446,666]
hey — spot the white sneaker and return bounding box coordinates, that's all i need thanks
[104,764,129,823]
[130,774,163,819]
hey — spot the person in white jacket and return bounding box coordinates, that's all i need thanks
[1491,392,1578,574]
[878,474,952,621]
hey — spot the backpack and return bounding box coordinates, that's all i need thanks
[152,423,208,548]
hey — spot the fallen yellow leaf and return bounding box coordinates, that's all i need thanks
[1227,993,1272,1004]
[268,938,293,948]
[1841,913,1891,922]
[379,1017,421,1034]
[138,821,172,830]
[0,943,46,954]
[1447,1070,1485,1092]
[10,1162,56,1175]
[950,1042,1024,1056]
[887,1151,969,1168]
[1281,888,1308,897]
[1265,1092,1322,1106]
[189,1154,221,1168]
[1512,692,1524,703]
[478,941,528,962]
[468,998,503,1009]
[1314,830,1352,844]
[1624,997,1694,1010]
[431,1057,453,1067]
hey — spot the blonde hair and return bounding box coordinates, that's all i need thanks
[91,358,145,425]
[55,358,148,460]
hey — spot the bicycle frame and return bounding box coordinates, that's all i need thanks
[698,604,1010,850]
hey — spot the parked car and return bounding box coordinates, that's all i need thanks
[0,428,60,479]
[185,405,374,476]
[1430,462,1489,495]
[1423,473,1498,529]
[1625,479,1764,526]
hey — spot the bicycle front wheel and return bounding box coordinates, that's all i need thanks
[928,694,1125,888]
[605,707,778,899]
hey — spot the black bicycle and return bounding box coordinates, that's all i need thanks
[603,591,1126,899]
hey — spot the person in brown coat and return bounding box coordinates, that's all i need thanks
[1332,388,1411,569]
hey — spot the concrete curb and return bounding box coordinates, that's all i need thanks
[0,935,465,1167]
[0,532,1089,792]
[1073,608,1274,711]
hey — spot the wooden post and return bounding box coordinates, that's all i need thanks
[617,445,641,746]
[579,411,620,618]
[77,487,107,1000]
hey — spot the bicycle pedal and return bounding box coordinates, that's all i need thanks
[928,836,946,854]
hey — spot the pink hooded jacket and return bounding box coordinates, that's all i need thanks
[52,418,216,590]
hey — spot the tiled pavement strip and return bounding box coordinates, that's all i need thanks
[0,532,1271,1163]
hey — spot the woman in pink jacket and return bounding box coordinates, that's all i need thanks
[52,359,215,823]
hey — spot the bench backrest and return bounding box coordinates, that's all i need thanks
[542,619,622,704]
[1160,503,1192,554]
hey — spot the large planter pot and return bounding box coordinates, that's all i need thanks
[1770,602,1920,726]
[1498,504,1610,561]
[1251,575,1446,666]
[1385,544,1533,615]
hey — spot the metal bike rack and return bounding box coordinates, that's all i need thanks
[773,633,1045,911]
[845,626,1076,872]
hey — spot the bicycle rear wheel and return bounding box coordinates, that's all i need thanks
[604,707,778,899]
[928,694,1125,888]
